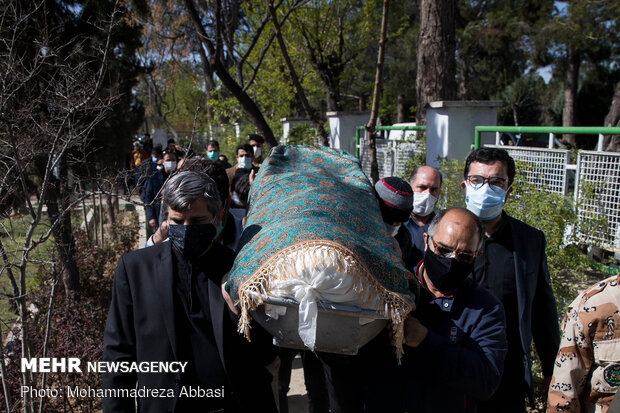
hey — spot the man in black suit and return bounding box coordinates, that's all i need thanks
[103,170,277,412]
[462,147,560,412]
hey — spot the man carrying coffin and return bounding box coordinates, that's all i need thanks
[103,170,277,412]
[401,208,508,412]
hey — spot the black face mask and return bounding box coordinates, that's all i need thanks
[423,247,474,295]
[167,223,216,259]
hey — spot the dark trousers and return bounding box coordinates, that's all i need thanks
[278,348,330,413]
[315,351,364,413]
[477,353,527,413]
[359,329,404,413]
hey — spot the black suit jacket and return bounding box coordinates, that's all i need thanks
[102,241,277,413]
[507,215,560,400]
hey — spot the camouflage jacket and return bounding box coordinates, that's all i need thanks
[547,274,620,413]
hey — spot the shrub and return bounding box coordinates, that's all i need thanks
[1,211,139,412]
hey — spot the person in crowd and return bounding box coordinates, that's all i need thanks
[547,273,620,413]
[167,138,184,159]
[147,158,240,251]
[248,133,265,166]
[137,145,163,201]
[142,150,176,232]
[151,145,163,168]
[130,141,149,193]
[402,207,507,412]
[404,165,442,271]
[129,141,148,170]
[462,147,560,412]
[103,170,278,413]
[374,177,414,263]
[219,153,232,169]
[205,140,221,162]
[184,158,238,250]
[142,132,153,155]
[363,208,507,413]
[226,143,254,184]
[143,145,163,181]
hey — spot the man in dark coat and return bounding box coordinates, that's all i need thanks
[462,147,560,412]
[103,170,277,413]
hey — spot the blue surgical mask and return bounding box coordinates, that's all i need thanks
[238,156,252,169]
[152,156,158,163]
[207,150,219,161]
[465,183,507,221]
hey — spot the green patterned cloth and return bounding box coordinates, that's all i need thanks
[225,145,414,351]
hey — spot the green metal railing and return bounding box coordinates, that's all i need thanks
[474,126,620,150]
[355,125,426,158]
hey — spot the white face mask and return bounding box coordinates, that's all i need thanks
[238,156,252,169]
[412,192,438,217]
[164,161,177,173]
[386,223,401,237]
[253,146,262,158]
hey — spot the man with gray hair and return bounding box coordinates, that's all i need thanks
[401,207,507,412]
[404,165,442,271]
[103,170,277,413]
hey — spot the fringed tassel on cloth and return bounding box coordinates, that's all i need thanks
[235,239,413,358]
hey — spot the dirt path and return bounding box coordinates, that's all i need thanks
[284,355,309,413]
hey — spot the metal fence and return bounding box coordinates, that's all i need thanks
[485,145,571,196]
[487,145,620,253]
[575,151,620,252]
[356,126,425,180]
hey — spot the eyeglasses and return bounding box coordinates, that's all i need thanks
[429,237,479,264]
[466,175,508,190]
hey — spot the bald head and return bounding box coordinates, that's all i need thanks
[427,208,484,252]
[410,166,442,198]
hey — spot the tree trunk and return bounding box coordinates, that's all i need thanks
[512,104,519,126]
[44,157,80,295]
[366,0,390,184]
[184,0,278,148]
[326,86,341,112]
[267,0,330,146]
[416,0,456,125]
[105,194,115,225]
[562,47,580,145]
[604,80,620,152]
[397,93,406,123]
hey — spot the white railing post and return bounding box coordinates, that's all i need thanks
[597,134,605,151]
[496,131,501,145]
[549,133,555,149]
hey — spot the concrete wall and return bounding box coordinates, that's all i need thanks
[425,101,501,167]
[327,111,370,156]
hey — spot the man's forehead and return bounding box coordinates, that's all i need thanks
[168,199,212,216]
[412,168,440,185]
[434,215,478,244]
[469,160,508,176]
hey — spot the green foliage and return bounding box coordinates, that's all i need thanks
[436,159,466,210]
[287,124,321,146]
[498,74,546,126]
[575,180,612,248]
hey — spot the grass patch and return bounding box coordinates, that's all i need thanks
[0,213,55,323]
